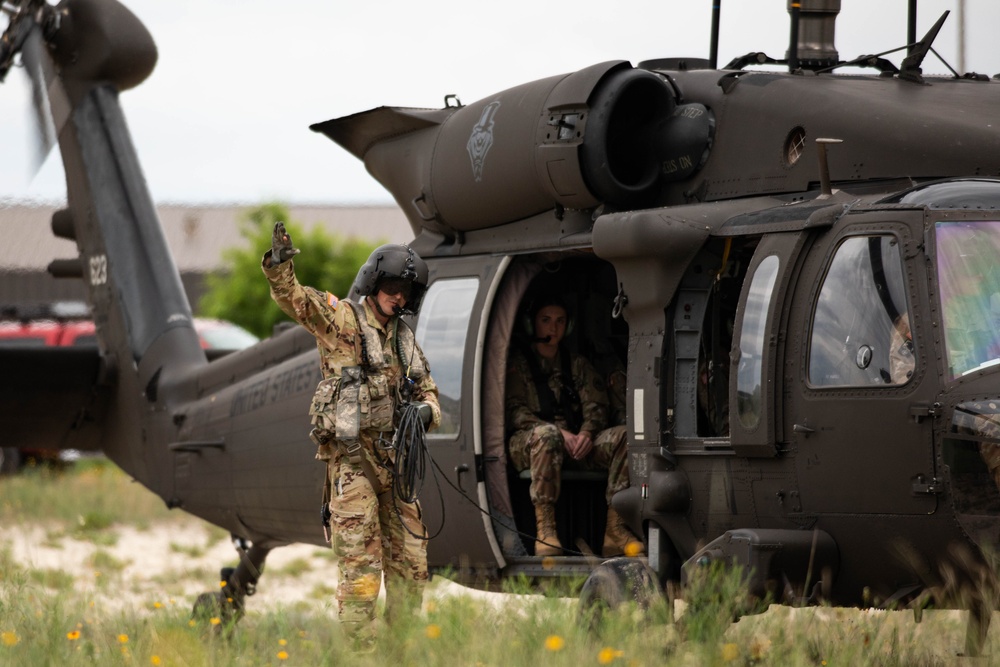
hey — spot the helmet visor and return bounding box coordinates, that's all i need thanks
[378,277,413,300]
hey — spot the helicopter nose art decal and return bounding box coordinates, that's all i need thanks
[466,101,500,182]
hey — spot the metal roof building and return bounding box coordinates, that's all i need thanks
[0,202,411,312]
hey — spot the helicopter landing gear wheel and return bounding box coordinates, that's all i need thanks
[191,540,269,630]
[579,557,664,629]
[192,567,243,630]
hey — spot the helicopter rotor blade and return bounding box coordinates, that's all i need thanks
[1,2,66,176]
[19,22,56,173]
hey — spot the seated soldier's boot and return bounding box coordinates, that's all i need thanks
[603,507,645,558]
[534,503,562,557]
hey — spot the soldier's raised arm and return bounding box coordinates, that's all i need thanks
[262,222,343,339]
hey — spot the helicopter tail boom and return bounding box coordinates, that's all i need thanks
[1,0,207,479]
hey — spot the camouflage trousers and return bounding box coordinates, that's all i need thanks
[508,423,629,505]
[327,438,428,639]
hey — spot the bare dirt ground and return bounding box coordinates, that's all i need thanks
[1,517,504,617]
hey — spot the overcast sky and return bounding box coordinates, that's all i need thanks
[2,0,999,206]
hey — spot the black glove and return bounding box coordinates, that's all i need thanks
[270,221,300,265]
[414,402,433,428]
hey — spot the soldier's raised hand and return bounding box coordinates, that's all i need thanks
[271,221,300,265]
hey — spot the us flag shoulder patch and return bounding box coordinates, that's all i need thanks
[327,292,339,309]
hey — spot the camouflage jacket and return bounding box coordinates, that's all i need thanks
[505,345,608,436]
[262,252,441,442]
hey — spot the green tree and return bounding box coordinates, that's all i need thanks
[198,202,381,338]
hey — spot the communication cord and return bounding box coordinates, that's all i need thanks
[390,401,445,541]
[389,403,584,556]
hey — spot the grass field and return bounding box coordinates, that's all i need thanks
[0,459,993,666]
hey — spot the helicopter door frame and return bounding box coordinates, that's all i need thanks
[783,214,938,515]
[729,232,807,457]
[416,254,510,575]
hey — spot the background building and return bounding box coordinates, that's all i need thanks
[0,203,411,313]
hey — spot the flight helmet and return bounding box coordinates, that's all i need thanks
[350,244,429,315]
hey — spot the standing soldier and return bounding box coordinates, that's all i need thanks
[506,293,644,558]
[262,223,441,646]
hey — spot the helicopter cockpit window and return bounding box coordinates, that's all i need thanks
[808,235,913,387]
[414,277,479,436]
[935,221,1000,379]
[737,255,779,431]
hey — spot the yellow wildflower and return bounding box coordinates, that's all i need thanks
[67,630,81,641]
[2,631,18,647]
[721,643,739,661]
[598,647,623,664]
[544,635,565,652]
[210,617,221,626]
[219,580,227,588]
[153,602,163,609]
[118,634,129,644]
[425,624,442,639]
[151,656,162,666]
[188,620,196,627]
[277,650,289,660]
[278,638,288,646]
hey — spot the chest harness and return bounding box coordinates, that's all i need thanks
[522,344,583,433]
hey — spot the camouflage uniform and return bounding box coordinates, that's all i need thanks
[505,347,629,504]
[262,253,441,638]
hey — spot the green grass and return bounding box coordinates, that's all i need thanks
[0,556,987,667]
[0,460,995,666]
[0,458,176,527]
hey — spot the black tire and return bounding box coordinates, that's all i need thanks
[579,557,664,629]
[0,448,21,475]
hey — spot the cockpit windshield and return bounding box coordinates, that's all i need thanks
[935,221,1000,379]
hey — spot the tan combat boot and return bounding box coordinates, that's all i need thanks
[603,507,645,558]
[534,503,562,557]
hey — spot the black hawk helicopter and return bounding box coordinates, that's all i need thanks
[5,0,1000,655]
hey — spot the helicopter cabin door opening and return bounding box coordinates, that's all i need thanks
[475,252,628,563]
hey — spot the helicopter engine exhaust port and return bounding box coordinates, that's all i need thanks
[579,68,712,208]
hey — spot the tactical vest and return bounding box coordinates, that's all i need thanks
[308,300,425,444]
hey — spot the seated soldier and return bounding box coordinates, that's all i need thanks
[889,313,916,384]
[505,294,644,558]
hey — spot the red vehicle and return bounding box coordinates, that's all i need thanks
[0,310,257,473]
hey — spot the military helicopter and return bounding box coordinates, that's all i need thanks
[6,0,1000,655]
